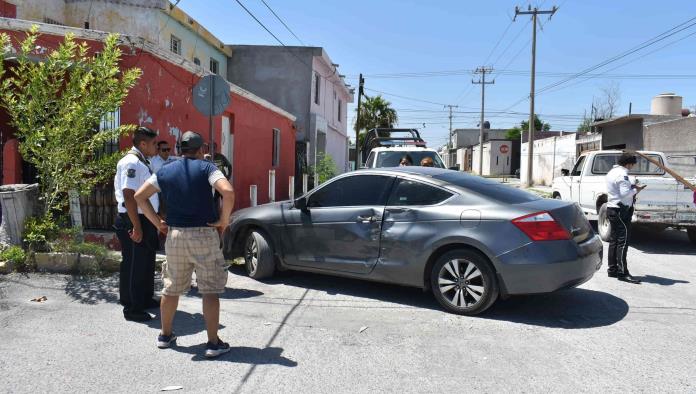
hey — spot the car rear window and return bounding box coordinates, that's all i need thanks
[433,173,541,204]
[376,151,446,168]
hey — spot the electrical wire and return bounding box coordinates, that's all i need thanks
[258,0,306,45]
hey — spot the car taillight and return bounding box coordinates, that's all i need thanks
[512,211,570,241]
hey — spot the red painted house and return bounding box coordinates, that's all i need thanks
[0,18,297,214]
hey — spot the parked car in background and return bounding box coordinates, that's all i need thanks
[224,167,603,315]
[359,128,448,169]
[364,146,446,169]
[551,150,696,244]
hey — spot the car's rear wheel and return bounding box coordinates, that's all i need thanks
[430,250,498,315]
[244,230,275,279]
[598,203,612,242]
[687,228,696,245]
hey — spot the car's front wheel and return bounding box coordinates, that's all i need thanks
[244,230,275,279]
[430,250,498,315]
[598,203,612,242]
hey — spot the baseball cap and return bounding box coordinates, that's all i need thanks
[180,131,204,150]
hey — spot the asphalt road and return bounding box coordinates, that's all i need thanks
[1,227,695,393]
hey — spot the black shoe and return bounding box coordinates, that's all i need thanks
[146,298,161,309]
[205,338,231,359]
[124,310,153,322]
[617,274,641,284]
[607,271,618,278]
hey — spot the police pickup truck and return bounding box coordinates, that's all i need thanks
[551,150,696,244]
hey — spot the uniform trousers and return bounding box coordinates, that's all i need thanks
[607,204,634,276]
[115,213,158,313]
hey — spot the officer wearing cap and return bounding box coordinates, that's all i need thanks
[114,126,161,321]
[606,152,647,284]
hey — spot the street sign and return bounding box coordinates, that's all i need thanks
[500,144,510,154]
[192,74,230,117]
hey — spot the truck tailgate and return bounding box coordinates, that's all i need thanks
[634,176,696,225]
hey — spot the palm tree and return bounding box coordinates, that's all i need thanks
[354,95,398,146]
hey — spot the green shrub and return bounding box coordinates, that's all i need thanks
[66,242,109,262]
[23,215,60,252]
[0,246,27,271]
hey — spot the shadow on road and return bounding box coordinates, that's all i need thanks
[638,275,690,286]
[629,227,696,256]
[229,265,442,311]
[141,310,226,337]
[64,274,120,305]
[483,288,629,329]
[229,267,628,330]
[189,285,264,300]
[164,342,297,366]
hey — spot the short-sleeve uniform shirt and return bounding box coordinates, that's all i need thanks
[114,148,159,214]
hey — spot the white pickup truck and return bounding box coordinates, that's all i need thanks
[551,150,696,244]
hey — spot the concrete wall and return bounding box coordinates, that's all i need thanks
[472,141,512,176]
[453,128,508,148]
[228,45,313,141]
[520,134,577,186]
[599,118,643,150]
[644,117,696,177]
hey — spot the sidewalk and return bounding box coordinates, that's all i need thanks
[488,177,553,198]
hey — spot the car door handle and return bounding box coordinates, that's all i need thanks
[387,207,411,214]
[357,215,375,223]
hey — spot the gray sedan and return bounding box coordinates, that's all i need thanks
[223,167,603,315]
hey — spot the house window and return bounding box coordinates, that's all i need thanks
[314,73,321,105]
[338,99,342,123]
[272,128,281,167]
[96,108,121,157]
[193,57,201,66]
[170,35,181,55]
[210,58,219,74]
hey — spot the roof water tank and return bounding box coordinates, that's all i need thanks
[650,93,683,116]
[483,121,490,129]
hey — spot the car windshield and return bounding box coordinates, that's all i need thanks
[376,151,446,168]
[591,154,665,175]
[434,173,541,204]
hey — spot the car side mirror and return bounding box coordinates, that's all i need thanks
[294,197,308,211]
[561,169,570,176]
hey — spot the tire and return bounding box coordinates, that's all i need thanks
[598,203,612,242]
[688,228,696,245]
[430,249,499,315]
[244,230,275,279]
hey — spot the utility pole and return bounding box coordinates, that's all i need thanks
[355,74,365,169]
[472,67,494,176]
[445,104,459,169]
[515,5,557,187]
[445,104,459,149]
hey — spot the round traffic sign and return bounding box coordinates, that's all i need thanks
[500,144,510,154]
[193,74,231,116]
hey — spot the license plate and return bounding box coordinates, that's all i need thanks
[676,212,696,222]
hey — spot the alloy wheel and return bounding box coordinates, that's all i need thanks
[437,259,486,309]
[245,235,259,273]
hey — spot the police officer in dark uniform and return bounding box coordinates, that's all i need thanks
[113,127,161,321]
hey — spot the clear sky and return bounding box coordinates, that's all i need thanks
[178,0,696,148]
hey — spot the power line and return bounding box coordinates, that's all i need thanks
[258,0,306,45]
[363,87,448,106]
[536,16,696,95]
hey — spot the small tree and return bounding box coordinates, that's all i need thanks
[314,153,337,184]
[0,26,141,217]
[506,115,550,140]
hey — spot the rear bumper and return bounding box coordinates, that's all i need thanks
[495,235,603,295]
[632,210,696,227]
